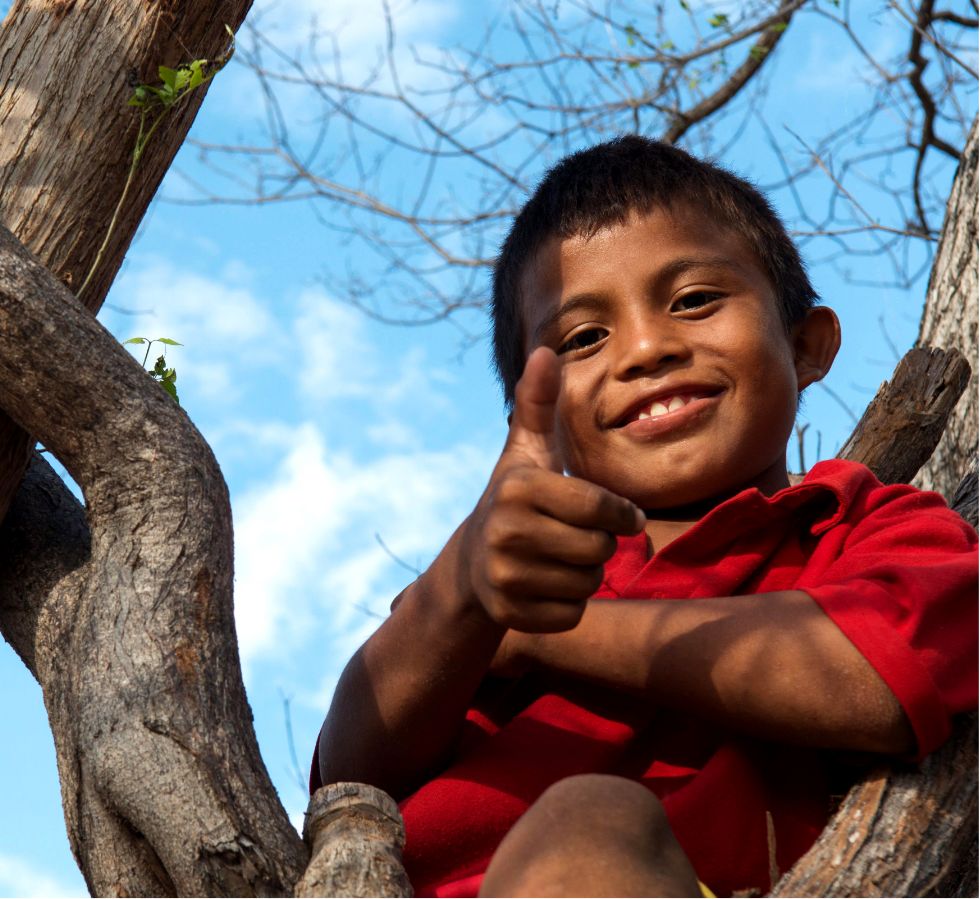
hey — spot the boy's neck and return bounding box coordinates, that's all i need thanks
[641,464,792,556]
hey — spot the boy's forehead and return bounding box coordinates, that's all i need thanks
[518,206,773,346]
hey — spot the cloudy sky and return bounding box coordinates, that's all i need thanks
[0,1,972,894]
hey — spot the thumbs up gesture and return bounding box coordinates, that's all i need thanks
[458,347,646,633]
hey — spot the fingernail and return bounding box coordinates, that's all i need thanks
[633,506,647,532]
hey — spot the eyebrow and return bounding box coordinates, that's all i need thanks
[657,255,746,280]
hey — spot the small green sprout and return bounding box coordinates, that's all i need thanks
[123,336,183,404]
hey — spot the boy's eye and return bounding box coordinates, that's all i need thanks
[558,327,607,354]
[673,291,722,312]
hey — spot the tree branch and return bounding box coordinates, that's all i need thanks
[0,225,307,895]
[663,7,797,144]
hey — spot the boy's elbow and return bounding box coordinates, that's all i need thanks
[855,688,916,756]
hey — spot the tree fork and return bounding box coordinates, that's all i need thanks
[0,0,253,526]
[0,225,307,894]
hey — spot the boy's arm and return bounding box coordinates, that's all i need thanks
[497,592,915,754]
[318,349,645,798]
[317,527,505,799]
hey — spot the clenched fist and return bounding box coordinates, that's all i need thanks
[457,347,646,633]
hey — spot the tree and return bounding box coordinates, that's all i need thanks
[0,2,308,893]
[0,1,975,896]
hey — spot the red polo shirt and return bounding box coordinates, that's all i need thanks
[313,460,978,897]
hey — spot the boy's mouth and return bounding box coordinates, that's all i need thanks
[614,386,723,427]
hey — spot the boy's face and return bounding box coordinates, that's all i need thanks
[519,206,833,511]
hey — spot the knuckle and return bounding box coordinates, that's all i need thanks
[594,529,618,561]
[495,470,531,504]
[483,516,510,549]
[484,556,512,591]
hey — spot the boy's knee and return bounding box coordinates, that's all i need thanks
[534,773,672,840]
[479,775,699,897]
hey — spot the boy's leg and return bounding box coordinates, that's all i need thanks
[478,774,702,898]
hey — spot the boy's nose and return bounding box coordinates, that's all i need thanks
[612,316,691,379]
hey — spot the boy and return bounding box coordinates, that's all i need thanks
[312,137,977,897]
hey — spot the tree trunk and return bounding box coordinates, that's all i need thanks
[0,2,312,894]
[0,0,252,521]
[0,226,307,895]
[913,117,978,499]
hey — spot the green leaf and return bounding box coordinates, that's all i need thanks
[770,22,788,32]
[160,378,179,403]
[158,65,178,89]
[679,0,690,10]
[188,59,206,90]
[624,23,639,47]
[708,13,729,28]
[155,337,183,346]
[627,60,640,69]
[749,45,768,61]
[660,39,675,51]
[122,337,147,345]
[128,85,151,107]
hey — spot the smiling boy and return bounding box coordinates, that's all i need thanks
[312,137,977,897]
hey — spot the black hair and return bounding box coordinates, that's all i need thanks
[490,135,818,408]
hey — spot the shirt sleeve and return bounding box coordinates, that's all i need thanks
[801,486,977,760]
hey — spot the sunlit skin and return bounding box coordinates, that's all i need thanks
[520,205,839,551]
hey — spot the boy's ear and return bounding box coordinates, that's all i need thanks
[792,306,841,391]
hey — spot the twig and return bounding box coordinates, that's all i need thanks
[375,532,422,577]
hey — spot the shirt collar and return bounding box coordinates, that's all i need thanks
[654,459,871,560]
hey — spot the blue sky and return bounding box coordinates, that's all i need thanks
[0,2,973,894]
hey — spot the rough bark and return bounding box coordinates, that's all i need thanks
[837,347,971,484]
[914,117,978,500]
[295,783,413,898]
[772,717,978,898]
[0,226,307,895]
[766,113,980,899]
[0,0,253,525]
[771,459,978,897]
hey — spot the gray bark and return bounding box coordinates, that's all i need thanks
[0,0,253,524]
[296,783,413,898]
[768,116,980,899]
[914,117,978,500]
[0,227,306,895]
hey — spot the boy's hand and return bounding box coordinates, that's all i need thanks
[458,347,645,633]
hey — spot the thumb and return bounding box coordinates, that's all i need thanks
[504,346,563,472]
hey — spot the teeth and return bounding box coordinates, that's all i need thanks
[667,396,686,413]
[649,401,670,418]
[638,411,650,420]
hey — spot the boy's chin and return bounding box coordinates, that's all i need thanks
[627,466,792,517]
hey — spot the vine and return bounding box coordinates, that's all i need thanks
[77,28,234,301]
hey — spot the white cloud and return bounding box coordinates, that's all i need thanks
[293,288,375,400]
[110,257,279,346]
[103,256,288,409]
[232,421,494,672]
[0,853,83,899]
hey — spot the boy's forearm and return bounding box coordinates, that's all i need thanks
[318,527,505,799]
[514,592,914,754]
